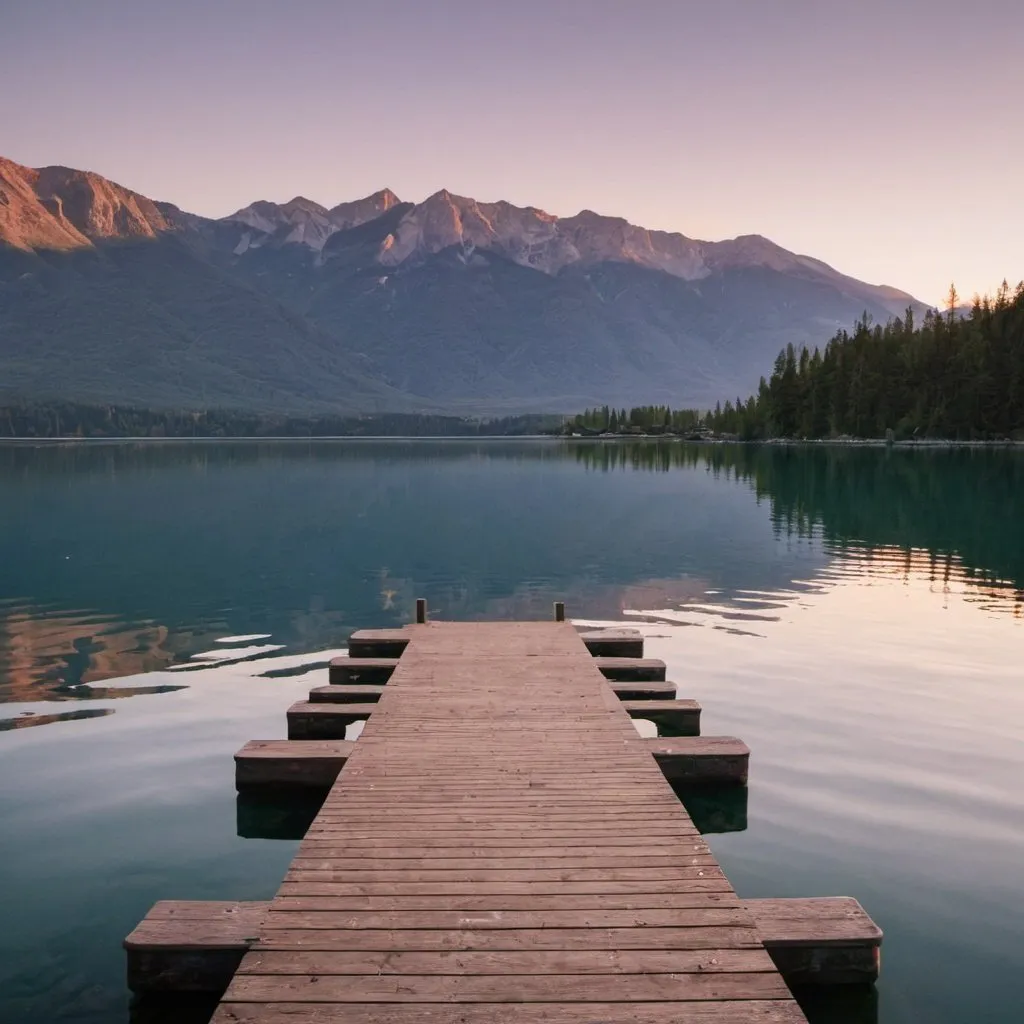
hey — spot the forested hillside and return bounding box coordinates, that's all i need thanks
[566,282,1024,440]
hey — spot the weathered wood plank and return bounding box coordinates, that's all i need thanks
[236,947,773,975]
[295,840,711,856]
[302,825,702,840]
[135,902,267,925]
[286,855,720,872]
[257,908,751,930]
[223,971,791,1002]
[745,897,883,941]
[270,893,736,910]
[274,880,730,896]
[211,1003,808,1024]
[283,867,728,883]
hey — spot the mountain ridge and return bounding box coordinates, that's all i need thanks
[0,154,929,414]
[1,155,917,310]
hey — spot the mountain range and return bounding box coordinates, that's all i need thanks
[0,156,926,414]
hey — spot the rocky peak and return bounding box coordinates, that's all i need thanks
[223,189,405,250]
[373,194,710,278]
[33,165,169,240]
[0,157,167,251]
[377,190,568,269]
[328,188,403,231]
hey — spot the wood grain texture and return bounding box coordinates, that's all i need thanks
[211,1003,808,1024]
[237,947,774,975]
[223,971,791,1002]
[745,898,883,946]
[215,622,803,1022]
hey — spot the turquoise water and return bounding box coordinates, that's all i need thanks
[0,440,1021,1023]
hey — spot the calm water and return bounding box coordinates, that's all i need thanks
[0,440,1021,1024]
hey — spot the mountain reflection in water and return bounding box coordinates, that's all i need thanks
[2,441,1021,708]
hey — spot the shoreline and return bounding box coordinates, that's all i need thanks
[1,434,1022,449]
[0,434,561,445]
[564,435,1024,449]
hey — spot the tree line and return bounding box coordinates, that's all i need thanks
[564,405,707,436]
[0,402,559,439]
[565,281,1024,440]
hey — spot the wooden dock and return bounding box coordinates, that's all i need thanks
[208,620,809,1023]
[127,896,882,994]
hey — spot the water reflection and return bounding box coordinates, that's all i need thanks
[0,707,114,731]
[129,994,219,1024]
[795,984,879,1024]
[2,440,1021,715]
[53,683,188,700]
[236,791,324,841]
[674,785,749,834]
[0,610,189,701]
[571,441,1024,613]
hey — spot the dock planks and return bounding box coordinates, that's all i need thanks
[126,897,880,992]
[213,621,806,1023]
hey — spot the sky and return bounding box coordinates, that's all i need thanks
[1,0,1022,305]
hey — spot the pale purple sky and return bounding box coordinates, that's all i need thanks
[3,0,1022,304]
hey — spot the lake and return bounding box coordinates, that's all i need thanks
[0,439,1021,1024]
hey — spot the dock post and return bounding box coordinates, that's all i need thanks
[553,600,565,622]
[415,597,427,624]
